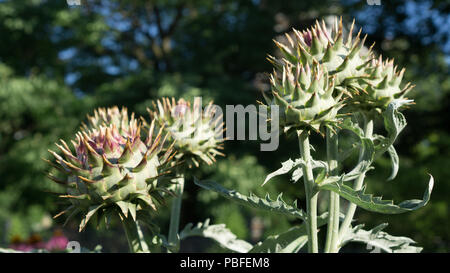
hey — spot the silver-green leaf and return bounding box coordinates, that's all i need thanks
[341,223,422,253]
[249,213,332,253]
[375,99,410,157]
[179,219,253,253]
[194,178,305,220]
[263,158,329,185]
[386,145,399,181]
[262,158,299,186]
[342,137,375,181]
[318,175,434,214]
[249,226,308,253]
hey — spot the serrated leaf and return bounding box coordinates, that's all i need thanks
[341,223,422,253]
[341,102,407,182]
[249,226,308,253]
[262,159,298,186]
[291,168,303,182]
[249,212,348,253]
[342,137,375,181]
[194,178,306,220]
[383,100,408,141]
[318,175,434,214]
[291,159,328,183]
[311,160,329,172]
[179,219,253,253]
[340,117,365,138]
[248,213,330,253]
[374,100,409,157]
[263,158,329,185]
[386,145,399,181]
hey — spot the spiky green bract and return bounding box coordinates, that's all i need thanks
[264,61,344,134]
[349,55,414,113]
[47,114,175,232]
[147,97,224,168]
[270,18,374,90]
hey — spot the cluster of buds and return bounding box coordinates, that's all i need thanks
[46,108,175,232]
[264,17,414,133]
[271,18,374,91]
[147,97,224,168]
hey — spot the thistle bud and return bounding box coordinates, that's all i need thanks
[350,56,414,112]
[147,97,225,168]
[47,108,174,231]
[273,18,373,89]
[264,62,344,134]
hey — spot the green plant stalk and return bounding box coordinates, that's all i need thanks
[338,117,374,246]
[121,217,150,253]
[298,131,319,253]
[324,128,340,253]
[167,173,185,252]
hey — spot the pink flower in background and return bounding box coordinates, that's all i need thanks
[10,243,34,252]
[45,230,69,251]
[9,230,69,252]
[9,234,44,252]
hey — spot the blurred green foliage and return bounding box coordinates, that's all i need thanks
[0,0,448,252]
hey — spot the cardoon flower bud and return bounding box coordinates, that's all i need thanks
[270,18,374,89]
[147,97,224,168]
[263,61,344,134]
[350,55,414,112]
[46,108,175,231]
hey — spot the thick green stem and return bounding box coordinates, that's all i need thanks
[121,217,149,253]
[167,173,185,252]
[298,131,318,253]
[324,128,340,253]
[338,118,373,245]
